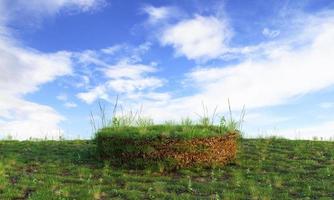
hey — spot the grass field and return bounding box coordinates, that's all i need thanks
[0,138,333,199]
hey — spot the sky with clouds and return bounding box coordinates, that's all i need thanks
[1,0,334,140]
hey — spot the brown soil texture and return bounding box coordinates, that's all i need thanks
[98,133,238,168]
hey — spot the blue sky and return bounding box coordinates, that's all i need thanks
[1,0,334,140]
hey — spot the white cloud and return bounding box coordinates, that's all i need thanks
[77,85,109,104]
[101,45,124,55]
[57,94,78,108]
[57,93,68,101]
[104,62,156,79]
[0,40,72,95]
[143,5,177,24]
[262,28,280,38]
[23,0,103,11]
[0,94,66,140]
[277,120,334,140]
[104,61,164,94]
[77,60,165,103]
[0,0,106,140]
[5,0,105,19]
[76,43,152,68]
[74,43,165,104]
[0,28,73,140]
[161,15,232,60]
[76,49,108,67]
[245,112,291,126]
[128,92,171,102]
[0,1,8,25]
[107,78,163,93]
[319,102,334,109]
[105,62,163,93]
[64,102,78,108]
[0,0,106,31]
[184,19,334,110]
[0,0,93,140]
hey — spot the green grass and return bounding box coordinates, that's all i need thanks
[0,138,333,199]
[96,125,231,140]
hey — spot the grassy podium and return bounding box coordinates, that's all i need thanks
[96,125,239,171]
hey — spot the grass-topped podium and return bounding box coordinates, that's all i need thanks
[96,123,240,171]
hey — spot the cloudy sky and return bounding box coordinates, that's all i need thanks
[0,0,334,140]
